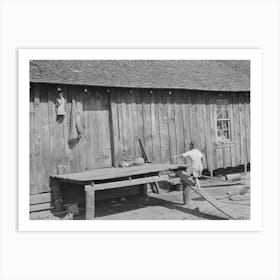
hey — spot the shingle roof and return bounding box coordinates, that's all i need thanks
[30,60,250,92]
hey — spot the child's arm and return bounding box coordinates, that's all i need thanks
[173,154,184,159]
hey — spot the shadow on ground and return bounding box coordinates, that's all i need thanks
[75,195,226,220]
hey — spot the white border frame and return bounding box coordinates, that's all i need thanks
[18,49,262,232]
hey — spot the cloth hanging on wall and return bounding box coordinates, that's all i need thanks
[56,96,66,116]
[68,99,85,144]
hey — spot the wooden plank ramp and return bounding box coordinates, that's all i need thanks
[175,171,237,220]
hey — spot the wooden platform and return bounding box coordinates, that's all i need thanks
[50,164,186,219]
[50,164,183,183]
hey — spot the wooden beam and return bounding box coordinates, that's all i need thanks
[93,175,169,191]
[30,192,52,205]
[30,202,53,212]
[85,184,95,220]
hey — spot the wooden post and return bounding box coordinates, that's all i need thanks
[174,170,195,206]
[50,177,63,213]
[182,183,191,205]
[142,184,148,196]
[85,184,95,220]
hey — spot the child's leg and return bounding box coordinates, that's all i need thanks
[194,177,201,190]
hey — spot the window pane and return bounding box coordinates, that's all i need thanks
[222,121,229,130]
[216,105,222,110]
[222,109,229,119]
[224,130,229,140]
[217,110,223,119]
[217,121,223,130]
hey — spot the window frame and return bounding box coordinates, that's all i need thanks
[215,98,232,144]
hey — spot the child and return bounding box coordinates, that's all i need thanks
[174,142,204,190]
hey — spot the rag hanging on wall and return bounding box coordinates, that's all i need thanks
[68,99,85,146]
[56,90,66,123]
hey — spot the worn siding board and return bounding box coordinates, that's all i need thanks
[67,86,81,172]
[142,90,153,160]
[135,88,144,155]
[244,93,250,163]
[203,92,212,170]
[109,89,120,167]
[228,95,237,167]
[38,84,51,192]
[173,91,185,165]
[116,89,124,160]
[127,90,136,159]
[98,89,112,167]
[151,91,161,163]
[209,92,217,169]
[29,87,37,194]
[158,91,170,163]
[131,90,139,157]
[167,93,176,163]
[189,92,198,145]
[76,87,87,171]
[84,89,98,168]
[232,93,241,165]
[120,90,129,159]
[239,93,246,165]
[181,92,191,157]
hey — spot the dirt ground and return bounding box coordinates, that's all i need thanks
[32,173,250,220]
[92,173,250,220]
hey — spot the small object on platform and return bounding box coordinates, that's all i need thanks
[134,157,145,165]
[119,160,133,168]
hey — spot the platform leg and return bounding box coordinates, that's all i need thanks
[182,184,191,205]
[50,177,63,213]
[85,184,95,220]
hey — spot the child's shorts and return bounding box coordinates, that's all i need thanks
[189,163,203,178]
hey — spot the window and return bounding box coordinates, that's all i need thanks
[216,98,231,143]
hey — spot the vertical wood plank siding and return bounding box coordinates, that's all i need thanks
[30,84,250,194]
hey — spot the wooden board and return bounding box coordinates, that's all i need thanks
[203,92,213,171]
[109,89,120,167]
[76,86,87,171]
[126,89,136,158]
[48,84,65,178]
[142,89,153,160]
[174,91,185,165]
[29,86,37,194]
[233,93,241,165]
[84,87,112,169]
[30,192,52,205]
[93,175,169,191]
[39,84,51,192]
[189,92,197,145]
[181,91,191,157]
[158,91,170,163]
[52,164,185,182]
[167,92,176,163]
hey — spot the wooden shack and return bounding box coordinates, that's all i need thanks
[29,60,250,212]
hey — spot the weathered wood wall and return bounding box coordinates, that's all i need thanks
[110,88,250,172]
[30,83,112,194]
[30,83,250,195]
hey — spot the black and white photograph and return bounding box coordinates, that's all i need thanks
[2,1,280,280]
[28,59,251,221]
